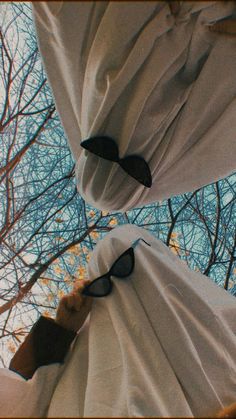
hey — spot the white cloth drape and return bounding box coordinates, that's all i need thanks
[0,364,62,417]
[1,225,236,417]
[31,1,236,211]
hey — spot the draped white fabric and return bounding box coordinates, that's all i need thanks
[1,225,236,417]
[31,1,236,211]
[0,364,62,417]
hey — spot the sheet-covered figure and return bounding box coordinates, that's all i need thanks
[31,1,236,211]
[1,225,236,417]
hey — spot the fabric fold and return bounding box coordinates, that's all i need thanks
[1,224,236,417]
[47,225,236,418]
[32,1,236,211]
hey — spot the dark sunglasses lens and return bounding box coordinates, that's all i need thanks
[83,276,111,297]
[111,250,134,278]
[120,155,152,188]
[80,136,119,162]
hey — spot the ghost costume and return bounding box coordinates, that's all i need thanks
[0,225,235,417]
[31,1,236,211]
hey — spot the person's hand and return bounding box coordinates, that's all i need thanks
[209,19,236,36]
[169,1,180,16]
[55,280,93,332]
[216,402,236,418]
[168,1,236,36]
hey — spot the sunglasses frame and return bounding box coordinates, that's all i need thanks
[81,136,152,188]
[82,238,150,298]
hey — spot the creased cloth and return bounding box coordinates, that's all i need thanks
[0,364,62,417]
[31,1,236,211]
[1,225,236,417]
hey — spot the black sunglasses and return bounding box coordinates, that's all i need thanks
[80,136,152,188]
[82,238,151,297]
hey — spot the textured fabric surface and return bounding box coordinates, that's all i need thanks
[0,364,62,417]
[2,225,235,417]
[46,225,236,418]
[32,1,236,211]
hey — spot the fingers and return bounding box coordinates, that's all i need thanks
[209,19,236,35]
[216,402,236,417]
[169,1,181,16]
[63,280,92,312]
[74,279,91,292]
[55,280,93,331]
[57,279,92,312]
[81,293,93,312]
[64,294,83,312]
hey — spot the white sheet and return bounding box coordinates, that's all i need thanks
[32,1,236,211]
[0,364,62,417]
[2,225,235,417]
